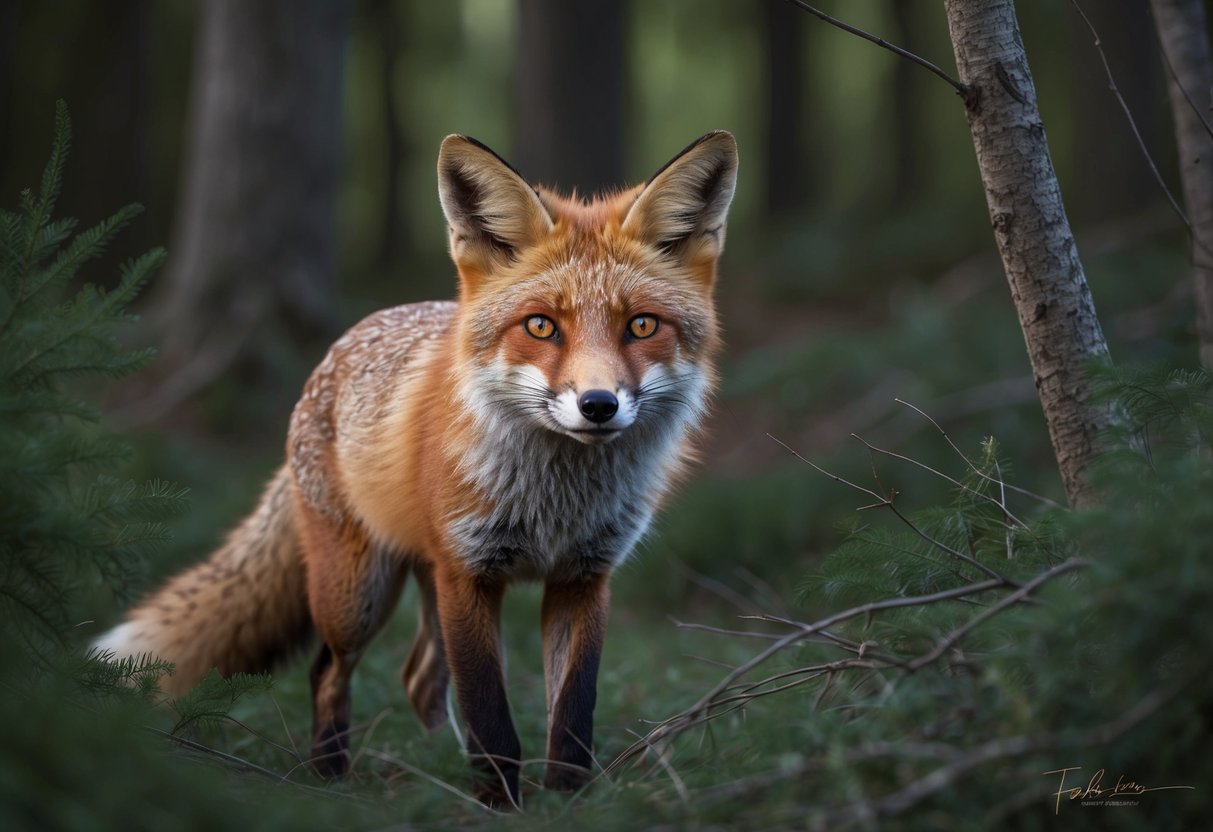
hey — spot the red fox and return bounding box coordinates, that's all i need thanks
[95,131,738,807]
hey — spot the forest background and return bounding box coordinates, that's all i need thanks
[1,1,1208,829]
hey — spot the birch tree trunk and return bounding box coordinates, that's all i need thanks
[1149,0,1213,369]
[943,0,1115,508]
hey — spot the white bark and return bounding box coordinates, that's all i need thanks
[1150,0,1213,368]
[943,0,1115,508]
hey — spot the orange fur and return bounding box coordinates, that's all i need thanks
[95,132,738,807]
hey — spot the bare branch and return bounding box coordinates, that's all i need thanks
[906,558,1086,670]
[885,500,1009,583]
[732,566,790,616]
[995,460,1013,559]
[783,0,969,97]
[671,618,785,641]
[894,399,1065,508]
[848,431,1031,531]
[361,747,499,812]
[149,727,362,800]
[673,558,769,615]
[830,672,1194,823]
[771,434,1009,584]
[605,575,1009,774]
[1068,0,1195,237]
[768,432,1010,581]
[766,432,887,505]
[1156,26,1213,142]
[685,670,1194,826]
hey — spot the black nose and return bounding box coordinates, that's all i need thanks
[578,389,619,424]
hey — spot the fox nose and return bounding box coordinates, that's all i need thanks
[578,389,619,424]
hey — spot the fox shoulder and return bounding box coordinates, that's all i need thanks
[288,300,456,518]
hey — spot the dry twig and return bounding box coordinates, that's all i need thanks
[784,0,968,97]
[1068,0,1196,239]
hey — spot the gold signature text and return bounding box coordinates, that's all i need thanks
[1043,767,1195,814]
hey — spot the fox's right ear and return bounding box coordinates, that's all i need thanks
[437,135,554,281]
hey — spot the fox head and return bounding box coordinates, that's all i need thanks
[437,132,737,448]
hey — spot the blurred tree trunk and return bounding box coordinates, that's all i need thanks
[4,3,155,267]
[763,0,811,216]
[371,0,410,273]
[944,0,1116,508]
[137,0,351,422]
[514,0,625,194]
[90,0,152,255]
[0,3,17,183]
[1150,0,1213,368]
[1067,2,1160,222]
[889,1,926,210]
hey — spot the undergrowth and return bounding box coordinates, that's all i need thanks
[4,103,1208,831]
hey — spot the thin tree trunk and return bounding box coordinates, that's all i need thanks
[372,0,409,273]
[138,0,351,422]
[943,0,1116,508]
[889,0,926,211]
[0,3,19,195]
[1149,0,1213,368]
[763,0,811,216]
[1067,1,1160,222]
[514,0,625,194]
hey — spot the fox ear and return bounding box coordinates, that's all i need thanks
[622,131,738,264]
[437,135,554,275]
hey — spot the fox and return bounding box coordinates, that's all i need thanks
[94,130,738,807]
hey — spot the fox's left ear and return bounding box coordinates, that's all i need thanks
[622,130,738,264]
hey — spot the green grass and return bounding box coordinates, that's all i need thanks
[142,554,790,827]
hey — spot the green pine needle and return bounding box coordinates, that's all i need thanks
[0,101,178,661]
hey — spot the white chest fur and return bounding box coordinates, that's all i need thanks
[445,424,671,581]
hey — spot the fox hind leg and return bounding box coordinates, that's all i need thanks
[308,642,358,778]
[401,560,450,730]
[298,502,408,778]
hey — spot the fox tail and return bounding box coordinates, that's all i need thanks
[92,465,312,695]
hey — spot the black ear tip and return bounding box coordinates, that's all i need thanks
[437,135,470,176]
[437,134,532,187]
[690,130,737,154]
[700,129,735,143]
[700,132,739,167]
[646,131,738,185]
[437,135,495,169]
[457,135,499,157]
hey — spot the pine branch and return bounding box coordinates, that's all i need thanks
[25,204,144,305]
[0,102,175,660]
[2,101,71,338]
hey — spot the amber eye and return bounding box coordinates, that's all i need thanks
[525,315,558,339]
[628,314,659,339]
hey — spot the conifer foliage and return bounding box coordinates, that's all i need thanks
[612,372,1213,828]
[0,109,337,829]
[0,101,185,664]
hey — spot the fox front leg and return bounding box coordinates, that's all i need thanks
[541,573,609,791]
[433,565,521,808]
